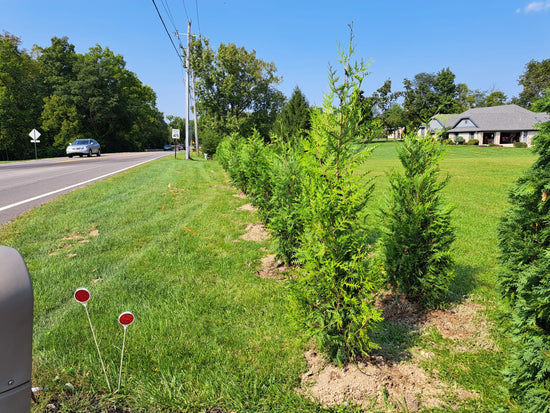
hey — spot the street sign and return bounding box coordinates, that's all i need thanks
[28,129,40,140]
[30,140,40,143]
[172,129,180,140]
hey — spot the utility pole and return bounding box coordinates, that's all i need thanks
[185,20,191,160]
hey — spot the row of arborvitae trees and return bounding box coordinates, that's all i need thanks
[217,31,457,365]
[497,90,550,412]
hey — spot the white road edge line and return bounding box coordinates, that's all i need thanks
[0,154,167,213]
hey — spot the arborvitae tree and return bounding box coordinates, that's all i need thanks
[288,29,382,364]
[380,134,455,308]
[272,86,311,140]
[497,90,550,412]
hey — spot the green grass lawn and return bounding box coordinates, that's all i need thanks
[0,144,536,412]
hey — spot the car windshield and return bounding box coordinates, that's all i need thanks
[72,140,89,145]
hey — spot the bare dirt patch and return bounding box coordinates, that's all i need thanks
[256,254,287,279]
[232,192,247,199]
[237,203,256,211]
[299,292,489,411]
[49,227,100,257]
[239,223,270,242]
[376,291,497,352]
[300,350,477,411]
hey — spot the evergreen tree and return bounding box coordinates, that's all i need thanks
[380,134,455,308]
[288,29,382,364]
[497,90,550,412]
[272,86,311,140]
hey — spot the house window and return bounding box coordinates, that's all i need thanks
[469,132,475,141]
[501,132,520,144]
[483,133,494,145]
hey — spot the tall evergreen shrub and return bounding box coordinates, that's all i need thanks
[379,135,455,308]
[266,138,304,265]
[497,91,550,412]
[288,31,382,364]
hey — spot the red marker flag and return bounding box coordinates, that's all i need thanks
[74,288,90,305]
[118,312,134,327]
[117,311,134,391]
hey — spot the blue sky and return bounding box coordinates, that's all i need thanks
[2,1,550,118]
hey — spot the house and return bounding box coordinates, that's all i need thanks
[421,104,550,146]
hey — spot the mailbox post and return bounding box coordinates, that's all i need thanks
[0,246,33,412]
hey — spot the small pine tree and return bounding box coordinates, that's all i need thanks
[272,86,311,140]
[380,134,455,308]
[497,90,550,412]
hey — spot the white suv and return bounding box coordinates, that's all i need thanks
[66,139,101,158]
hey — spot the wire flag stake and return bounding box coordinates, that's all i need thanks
[74,288,112,392]
[117,311,135,391]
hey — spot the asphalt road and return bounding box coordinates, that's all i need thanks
[0,152,171,227]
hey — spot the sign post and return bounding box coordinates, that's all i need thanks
[171,129,180,159]
[28,129,40,159]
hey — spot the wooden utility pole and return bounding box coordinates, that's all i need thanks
[185,20,191,160]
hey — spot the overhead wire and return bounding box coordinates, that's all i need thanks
[160,0,178,33]
[181,0,190,23]
[195,0,201,36]
[151,0,185,66]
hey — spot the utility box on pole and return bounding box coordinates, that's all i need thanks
[0,246,33,412]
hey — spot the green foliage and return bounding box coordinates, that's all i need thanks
[380,135,456,308]
[516,59,550,109]
[402,68,465,129]
[190,38,285,145]
[288,30,382,364]
[0,33,41,160]
[467,138,479,145]
[265,139,304,265]
[455,136,465,145]
[0,34,167,160]
[272,86,311,140]
[497,97,550,410]
[216,131,304,265]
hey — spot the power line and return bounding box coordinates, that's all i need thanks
[195,0,201,36]
[160,0,178,33]
[151,0,184,66]
[181,0,190,22]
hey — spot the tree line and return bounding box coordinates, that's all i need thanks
[2,30,548,161]
[188,34,550,153]
[0,33,169,160]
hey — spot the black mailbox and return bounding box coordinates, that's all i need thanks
[0,246,33,412]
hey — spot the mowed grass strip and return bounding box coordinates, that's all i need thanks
[1,156,323,412]
[0,144,537,412]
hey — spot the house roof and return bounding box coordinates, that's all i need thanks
[430,113,461,129]
[447,104,550,133]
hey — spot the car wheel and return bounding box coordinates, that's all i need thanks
[68,155,73,158]
[79,154,83,157]
[88,150,92,157]
[97,149,101,157]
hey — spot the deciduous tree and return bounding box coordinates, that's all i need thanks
[191,38,284,150]
[516,59,550,108]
